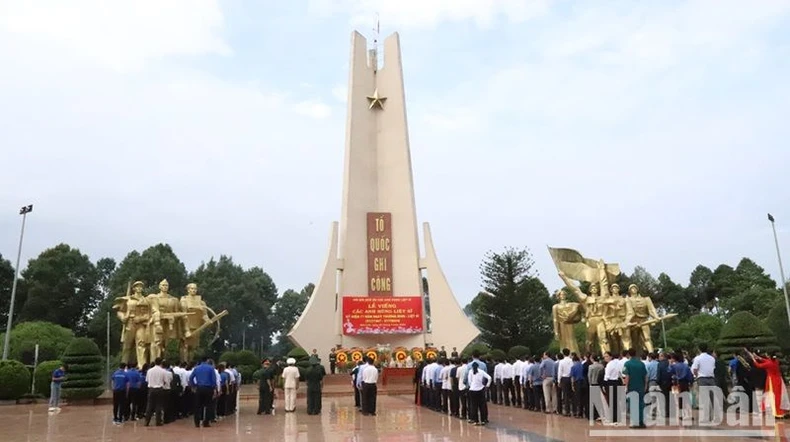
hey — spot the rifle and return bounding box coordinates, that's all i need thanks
[153,312,195,331]
[626,313,678,329]
[118,281,132,343]
[186,310,228,337]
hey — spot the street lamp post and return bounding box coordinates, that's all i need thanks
[2,204,33,360]
[768,213,790,330]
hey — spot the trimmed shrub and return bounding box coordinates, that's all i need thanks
[236,350,259,366]
[508,345,531,360]
[764,304,790,354]
[0,360,31,400]
[287,347,311,379]
[461,342,490,359]
[61,337,104,400]
[219,351,239,366]
[238,365,257,384]
[488,349,507,361]
[34,360,62,398]
[0,321,74,365]
[717,311,780,356]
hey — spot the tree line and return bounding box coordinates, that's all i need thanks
[462,247,790,356]
[0,243,312,358]
[2,242,788,362]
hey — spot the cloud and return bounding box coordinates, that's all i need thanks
[307,0,551,29]
[292,100,333,119]
[332,85,348,103]
[0,0,231,72]
[1,0,789,308]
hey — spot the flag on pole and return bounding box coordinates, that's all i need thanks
[547,247,620,283]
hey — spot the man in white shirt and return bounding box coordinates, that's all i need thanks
[441,360,453,414]
[603,352,623,425]
[557,348,574,416]
[501,360,515,406]
[513,356,525,407]
[360,357,379,416]
[456,359,468,419]
[692,343,718,423]
[493,360,505,405]
[144,358,168,427]
[422,358,439,411]
[281,358,300,412]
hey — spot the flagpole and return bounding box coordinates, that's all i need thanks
[768,214,790,330]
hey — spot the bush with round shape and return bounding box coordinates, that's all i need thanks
[34,360,63,398]
[235,350,260,366]
[0,321,74,365]
[61,337,104,400]
[508,345,531,360]
[717,311,781,357]
[237,365,257,384]
[287,347,311,379]
[461,342,490,359]
[219,351,239,366]
[488,349,507,362]
[0,360,31,400]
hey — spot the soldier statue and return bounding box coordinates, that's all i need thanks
[147,279,189,360]
[180,283,227,362]
[114,281,152,364]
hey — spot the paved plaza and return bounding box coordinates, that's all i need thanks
[1,395,787,442]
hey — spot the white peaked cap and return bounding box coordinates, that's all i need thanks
[287,358,296,365]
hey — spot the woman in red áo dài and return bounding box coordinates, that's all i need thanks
[745,348,789,418]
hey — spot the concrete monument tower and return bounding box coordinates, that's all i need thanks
[288,31,479,356]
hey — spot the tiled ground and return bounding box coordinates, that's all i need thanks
[0,395,786,441]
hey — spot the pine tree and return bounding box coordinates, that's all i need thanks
[469,247,553,353]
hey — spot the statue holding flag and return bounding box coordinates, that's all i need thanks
[549,246,674,354]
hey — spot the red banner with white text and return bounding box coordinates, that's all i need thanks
[342,296,423,335]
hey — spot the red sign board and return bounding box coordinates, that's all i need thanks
[342,296,423,335]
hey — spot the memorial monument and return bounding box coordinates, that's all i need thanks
[288,31,479,356]
[549,246,674,354]
[113,280,227,365]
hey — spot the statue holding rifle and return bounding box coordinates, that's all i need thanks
[179,283,228,362]
[113,280,152,364]
[147,279,192,361]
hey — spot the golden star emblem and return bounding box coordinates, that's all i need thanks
[366,89,387,110]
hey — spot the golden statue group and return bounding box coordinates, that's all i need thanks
[112,279,228,365]
[548,247,676,356]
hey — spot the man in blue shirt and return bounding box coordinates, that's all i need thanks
[570,356,585,417]
[111,363,130,424]
[463,351,487,387]
[125,363,141,421]
[190,357,218,428]
[528,357,544,411]
[48,363,67,411]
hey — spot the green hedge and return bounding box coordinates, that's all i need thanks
[238,365,257,384]
[718,311,780,356]
[0,321,74,365]
[0,360,31,400]
[461,342,490,359]
[508,345,531,360]
[61,337,103,400]
[34,360,62,397]
[488,349,507,361]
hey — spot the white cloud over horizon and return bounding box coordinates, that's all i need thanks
[1,1,789,306]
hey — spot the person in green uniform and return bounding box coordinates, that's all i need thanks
[254,359,275,415]
[305,356,326,415]
[622,348,648,428]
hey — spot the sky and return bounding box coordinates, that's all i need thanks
[1,0,789,306]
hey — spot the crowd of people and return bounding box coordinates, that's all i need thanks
[414,345,788,427]
[109,357,241,426]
